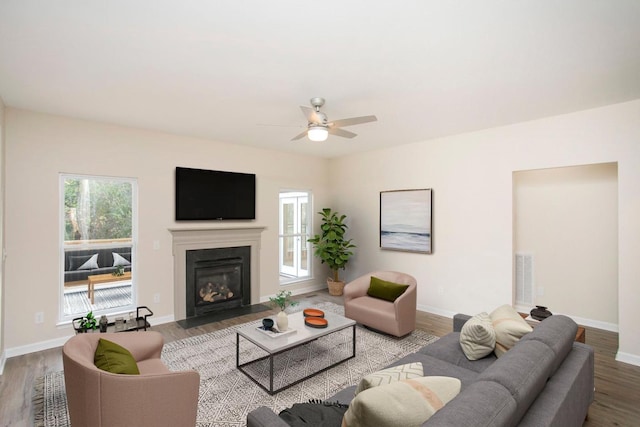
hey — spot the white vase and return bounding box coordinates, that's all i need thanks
[276,310,288,331]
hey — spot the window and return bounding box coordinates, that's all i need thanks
[279,190,311,283]
[60,174,137,321]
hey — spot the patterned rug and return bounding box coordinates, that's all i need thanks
[34,302,438,427]
[63,283,132,315]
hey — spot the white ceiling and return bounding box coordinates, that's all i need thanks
[1,1,639,158]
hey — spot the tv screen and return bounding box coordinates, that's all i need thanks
[175,167,256,220]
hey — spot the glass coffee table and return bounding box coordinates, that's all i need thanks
[236,310,356,394]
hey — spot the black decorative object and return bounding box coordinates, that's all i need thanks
[530,305,553,321]
[262,318,274,331]
[99,315,109,332]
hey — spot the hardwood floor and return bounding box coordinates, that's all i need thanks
[1,290,638,426]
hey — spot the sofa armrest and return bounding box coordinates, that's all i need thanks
[453,314,471,332]
[97,331,164,361]
[100,370,200,426]
[247,406,290,427]
[343,274,372,303]
[393,283,417,331]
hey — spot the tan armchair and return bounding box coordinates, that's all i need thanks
[62,331,200,427]
[343,271,417,337]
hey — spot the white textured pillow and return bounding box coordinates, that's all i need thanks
[112,252,131,267]
[343,376,461,427]
[490,304,533,357]
[355,362,423,395]
[459,312,496,360]
[77,253,99,270]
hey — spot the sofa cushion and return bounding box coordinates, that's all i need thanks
[388,352,480,387]
[477,340,555,424]
[425,380,517,427]
[490,304,533,357]
[69,253,99,271]
[460,312,496,360]
[94,338,140,375]
[355,362,423,395]
[366,276,409,302]
[113,252,132,267]
[418,333,497,374]
[517,343,594,427]
[342,376,461,427]
[519,314,577,374]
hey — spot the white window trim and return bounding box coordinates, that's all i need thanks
[59,173,139,323]
[279,189,312,284]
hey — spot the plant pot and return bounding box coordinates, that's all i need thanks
[327,279,345,296]
[276,311,289,331]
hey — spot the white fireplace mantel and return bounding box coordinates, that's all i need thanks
[169,226,266,320]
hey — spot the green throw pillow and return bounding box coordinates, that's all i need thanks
[94,338,140,375]
[367,276,410,302]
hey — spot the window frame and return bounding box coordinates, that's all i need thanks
[58,173,139,323]
[278,189,312,284]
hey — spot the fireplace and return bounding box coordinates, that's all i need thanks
[186,246,251,317]
[170,226,265,321]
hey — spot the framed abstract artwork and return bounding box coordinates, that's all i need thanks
[380,189,432,254]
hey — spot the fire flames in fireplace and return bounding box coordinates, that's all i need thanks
[186,246,251,317]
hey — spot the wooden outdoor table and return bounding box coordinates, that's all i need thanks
[87,271,131,304]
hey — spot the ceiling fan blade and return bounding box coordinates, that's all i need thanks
[300,106,322,124]
[330,115,377,128]
[328,128,357,139]
[291,130,308,141]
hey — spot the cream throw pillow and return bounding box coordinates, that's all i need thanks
[355,362,423,395]
[342,376,461,427]
[459,312,496,360]
[490,304,533,357]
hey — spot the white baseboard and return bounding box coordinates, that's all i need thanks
[0,350,6,375]
[616,351,640,367]
[260,283,327,304]
[5,335,73,358]
[515,305,618,332]
[417,304,456,319]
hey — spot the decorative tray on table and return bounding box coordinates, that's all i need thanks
[304,317,328,328]
[303,308,325,318]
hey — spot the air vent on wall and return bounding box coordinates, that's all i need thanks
[515,253,534,305]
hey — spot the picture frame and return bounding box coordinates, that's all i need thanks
[380,189,432,254]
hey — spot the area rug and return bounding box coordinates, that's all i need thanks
[34,302,437,427]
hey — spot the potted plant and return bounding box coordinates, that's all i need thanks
[77,311,98,333]
[112,265,125,277]
[308,208,356,296]
[269,290,298,331]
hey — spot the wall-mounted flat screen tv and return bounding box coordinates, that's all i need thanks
[175,167,256,220]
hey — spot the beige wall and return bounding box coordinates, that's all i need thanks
[330,100,640,365]
[0,96,5,371]
[3,108,330,351]
[513,163,618,329]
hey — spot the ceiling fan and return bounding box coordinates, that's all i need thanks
[291,97,377,142]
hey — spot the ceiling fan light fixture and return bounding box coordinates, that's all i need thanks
[308,126,328,142]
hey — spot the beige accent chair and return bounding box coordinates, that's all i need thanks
[343,271,417,337]
[62,331,200,427]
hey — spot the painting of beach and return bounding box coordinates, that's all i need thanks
[380,189,432,253]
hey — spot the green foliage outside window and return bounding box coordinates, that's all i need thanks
[64,178,133,241]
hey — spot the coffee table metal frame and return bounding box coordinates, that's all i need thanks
[236,311,356,395]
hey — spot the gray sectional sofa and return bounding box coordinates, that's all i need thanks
[247,313,594,427]
[64,247,132,283]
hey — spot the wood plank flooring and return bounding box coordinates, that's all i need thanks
[1,290,638,426]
